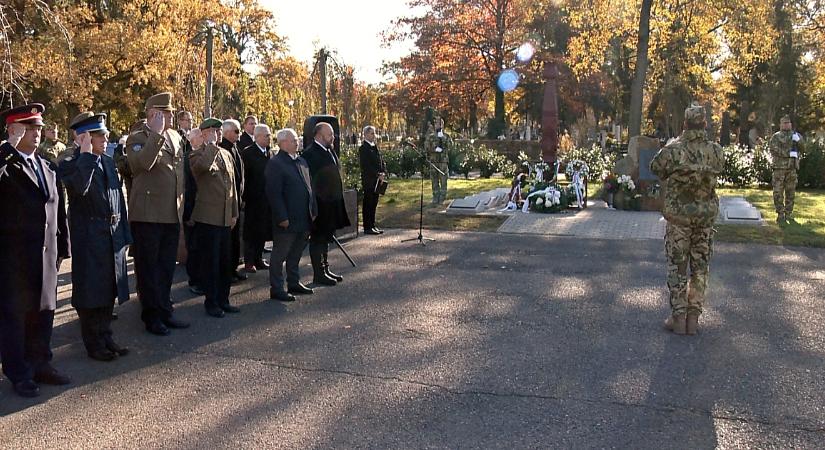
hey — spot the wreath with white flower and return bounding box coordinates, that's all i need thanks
[565,160,589,180]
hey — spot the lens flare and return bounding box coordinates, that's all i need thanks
[497,69,520,92]
[516,42,535,63]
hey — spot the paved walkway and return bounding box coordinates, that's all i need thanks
[498,200,666,240]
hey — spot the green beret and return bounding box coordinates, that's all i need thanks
[199,117,222,130]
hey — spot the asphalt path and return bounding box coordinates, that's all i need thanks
[1,230,824,448]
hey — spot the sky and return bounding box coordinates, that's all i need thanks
[261,0,419,84]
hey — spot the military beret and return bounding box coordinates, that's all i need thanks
[780,115,792,123]
[0,103,45,128]
[684,106,706,126]
[199,117,222,130]
[145,92,175,111]
[69,111,95,129]
[71,113,108,134]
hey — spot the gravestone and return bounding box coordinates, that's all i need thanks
[618,136,664,211]
[716,196,764,226]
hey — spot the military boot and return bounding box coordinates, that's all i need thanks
[664,314,687,335]
[686,312,700,335]
[776,213,786,225]
[786,213,798,225]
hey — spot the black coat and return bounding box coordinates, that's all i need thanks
[241,143,274,241]
[302,141,350,235]
[359,141,386,192]
[58,152,132,308]
[265,150,316,233]
[239,131,254,152]
[219,138,245,207]
[0,142,70,315]
[181,136,197,223]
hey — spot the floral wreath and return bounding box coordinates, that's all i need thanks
[565,160,589,180]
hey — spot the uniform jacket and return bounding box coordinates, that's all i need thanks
[359,141,386,191]
[58,151,132,308]
[650,129,724,226]
[37,139,67,163]
[0,142,70,313]
[425,129,452,166]
[189,143,239,227]
[302,141,351,234]
[241,142,274,242]
[265,150,316,234]
[125,126,184,224]
[768,130,799,171]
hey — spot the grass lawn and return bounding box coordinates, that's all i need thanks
[372,177,510,232]
[716,187,825,247]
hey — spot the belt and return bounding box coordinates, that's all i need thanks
[90,214,120,225]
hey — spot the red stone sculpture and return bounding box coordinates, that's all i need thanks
[541,62,559,163]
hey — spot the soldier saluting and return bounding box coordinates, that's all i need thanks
[651,106,725,336]
[769,115,801,225]
[0,103,71,397]
[425,116,451,204]
[58,113,133,362]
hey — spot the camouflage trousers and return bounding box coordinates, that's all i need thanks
[772,169,797,217]
[431,163,448,203]
[664,221,715,316]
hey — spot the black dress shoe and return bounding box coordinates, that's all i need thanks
[233,270,248,281]
[33,367,71,385]
[111,312,119,320]
[106,341,130,356]
[325,268,343,282]
[220,304,241,313]
[270,290,296,302]
[206,307,225,318]
[313,275,337,286]
[88,349,118,362]
[255,260,270,270]
[13,380,39,398]
[288,283,314,295]
[189,285,206,296]
[162,317,190,329]
[364,228,381,235]
[146,322,170,336]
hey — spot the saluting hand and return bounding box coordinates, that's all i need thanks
[187,128,205,149]
[147,110,165,134]
[78,132,93,154]
[6,123,25,148]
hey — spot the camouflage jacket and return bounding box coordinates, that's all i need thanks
[425,130,451,166]
[37,139,68,163]
[768,130,798,170]
[650,129,724,225]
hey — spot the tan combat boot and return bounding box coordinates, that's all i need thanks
[686,312,700,335]
[664,314,687,335]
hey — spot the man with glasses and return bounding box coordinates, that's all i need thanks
[0,103,71,397]
[219,119,246,281]
[58,113,132,361]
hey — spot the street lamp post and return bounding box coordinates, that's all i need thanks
[288,99,295,127]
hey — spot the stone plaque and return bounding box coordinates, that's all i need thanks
[638,148,659,181]
[725,207,761,221]
[449,198,481,209]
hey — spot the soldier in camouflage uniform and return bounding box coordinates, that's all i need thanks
[37,123,67,163]
[768,115,801,225]
[650,106,724,336]
[425,117,451,204]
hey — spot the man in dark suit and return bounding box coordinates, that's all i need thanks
[0,103,71,397]
[301,122,350,286]
[219,119,247,282]
[238,115,257,151]
[265,128,317,302]
[58,113,132,362]
[241,124,274,272]
[359,125,386,235]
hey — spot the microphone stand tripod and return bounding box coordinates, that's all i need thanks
[399,140,444,246]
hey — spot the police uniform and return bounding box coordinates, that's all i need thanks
[768,115,800,224]
[58,113,132,361]
[424,122,451,204]
[0,103,71,397]
[125,93,187,335]
[189,118,239,317]
[650,106,724,336]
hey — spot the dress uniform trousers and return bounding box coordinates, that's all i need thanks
[184,223,201,288]
[195,222,233,310]
[131,221,179,325]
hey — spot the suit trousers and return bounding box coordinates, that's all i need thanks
[362,190,379,231]
[0,308,54,383]
[76,306,114,353]
[232,211,242,268]
[269,231,308,293]
[196,222,233,310]
[131,221,179,325]
[184,223,201,287]
[309,232,331,276]
[244,238,266,267]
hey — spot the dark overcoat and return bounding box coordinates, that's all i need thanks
[241,143,274,242]
[58,151,132,308]
[301,141,350,235]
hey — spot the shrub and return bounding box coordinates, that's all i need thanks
[338,144,361,190]
[475,145,508,178]
[720,144,756,187]
[559,144,613,182]
[798,139,825,188]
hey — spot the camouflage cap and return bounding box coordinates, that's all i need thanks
[780,115,792,123]
[145,92,175,111]
[684,105,705,126]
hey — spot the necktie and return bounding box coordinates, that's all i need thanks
[327,148,338,165]
[27,158,48,197]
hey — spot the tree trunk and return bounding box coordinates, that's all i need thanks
[628,0,652,138]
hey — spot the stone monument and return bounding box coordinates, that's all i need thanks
[541,61,559,164]
[611,135,664,211]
